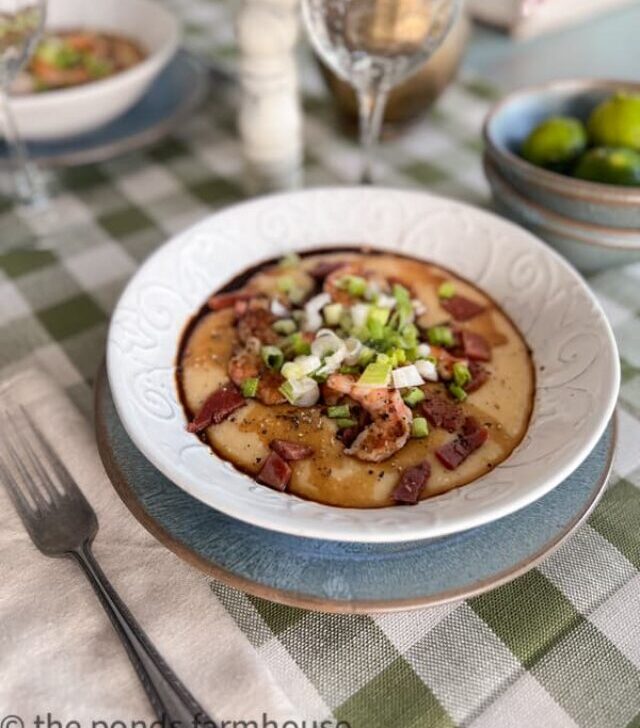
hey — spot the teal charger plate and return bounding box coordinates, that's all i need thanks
[94,367,615,614]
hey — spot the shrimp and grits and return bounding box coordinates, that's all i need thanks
[176,250,535,508]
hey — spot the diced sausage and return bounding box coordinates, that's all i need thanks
[393,461,431,505]
[257,451,292,491]
[187,385,246,433]
[436,417,488,470]
[441,295,485,322]
[466,361,490,393]
[461,330,491,362]
[421,390,465,433]
[270,439,314,461]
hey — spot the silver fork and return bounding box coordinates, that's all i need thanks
[0,406,215,725]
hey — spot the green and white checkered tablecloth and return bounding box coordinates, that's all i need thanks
[1,2,640,726]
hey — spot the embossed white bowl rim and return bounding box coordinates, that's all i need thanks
[107,187,619,543]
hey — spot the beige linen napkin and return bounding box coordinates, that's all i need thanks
[0,369,295,723]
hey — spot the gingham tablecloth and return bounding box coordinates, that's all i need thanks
[1,3,640,727]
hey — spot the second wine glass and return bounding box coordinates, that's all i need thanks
[0,0,48,208]
[302,0,460,183]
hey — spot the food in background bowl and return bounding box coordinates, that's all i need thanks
[520,92,640,186]
[177,250,535,508]
[14,30,147,94]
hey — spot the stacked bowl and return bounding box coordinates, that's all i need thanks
[483,80,640,274]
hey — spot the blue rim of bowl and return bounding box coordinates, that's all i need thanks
[94,363,617,614]
[484,154,640,252]
[483,78,640,207]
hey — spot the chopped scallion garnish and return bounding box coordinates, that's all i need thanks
[328,404,351,419]
[368,306,391,328]
[338,275,367,297]
[411,417,429,438]
[357,346,376,367]
[284,333,311,357]
[336,418,357,429]
[427,325,455,348]
[449,383,467,402]
[323,302,344,326]
[438,281,456,299]
[261,345,284,370]
[339,364,360,375]
[277,275,294,293]
[279,252,301,269]
[241,378,259,398]
[272,318,297,335]
[453,361,471,388]
[403,388,426,407]
[357,360,392,388]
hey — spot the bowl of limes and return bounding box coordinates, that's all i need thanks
[483,80,640,272]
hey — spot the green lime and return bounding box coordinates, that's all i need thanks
[521,116,587,169]
[587,92,640,151]
[573,147,640,186]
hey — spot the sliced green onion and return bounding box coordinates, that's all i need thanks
[357,360,392,388]
[279,252,300,269]
[289,286,307,305]
[392,283,411,305]
[280,377,320,407]
[400,323,419,347]
[453,361,471,388]
[339,364,360,375]
[261,345,284,370]
[281,355,321,381]
[438,281,456,299]
[357,346,376,367]
[449,383,467,402]
[411,417,429,438]
[427,325,455,348]
[323,302,344,327]
[392,284,414,329]
[336,418,357,429]
[277,275,294,293]
[284,333,311,357]
[392,347,407,365]
[272,318,297,335]
[328,404,351,419]
[338,275,367,297]
[241,378,259,398]
[368,306,391,328]
[403,388,426,407]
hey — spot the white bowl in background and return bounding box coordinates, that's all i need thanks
[7,0,180,141]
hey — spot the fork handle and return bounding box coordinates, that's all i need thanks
[72,542,214,725]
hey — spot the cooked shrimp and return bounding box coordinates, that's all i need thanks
[236,297,279,345]
[326,374,412,462]
[228,337,286,406]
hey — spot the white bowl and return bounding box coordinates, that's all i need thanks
[8,0,180,141]
[107,187,619,543]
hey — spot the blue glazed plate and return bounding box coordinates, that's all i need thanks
[1,49,208,168]
[94,367,616,613]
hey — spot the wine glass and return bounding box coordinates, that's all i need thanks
[0,0,47,207]
[302,0,461,183]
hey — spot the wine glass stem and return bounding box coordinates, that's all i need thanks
[357,86,389,185]
[0,85,45,206]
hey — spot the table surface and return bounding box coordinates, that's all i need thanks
[1,2,639,727]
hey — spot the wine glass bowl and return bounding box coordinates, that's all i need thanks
[0,0,47,207]
[302,0,460,182]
